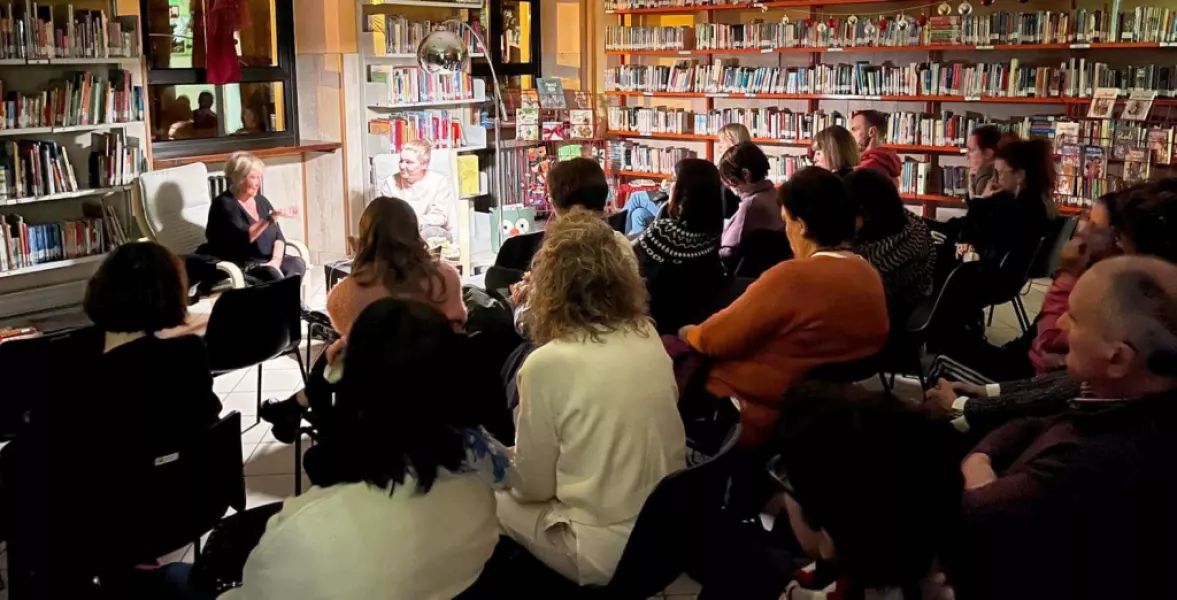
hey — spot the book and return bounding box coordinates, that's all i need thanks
[1054,122,1080,152]
[569,109,594,139]
[1111,122,1139,159]
[520,89,540,109]
[1087,88,1119,119]
[1121,89,1156,121]
[536,78,567,109]
[516,107,539,126]
[1057,143,1081,196]
[1147,127,1173,164]
[542,121,566,141]
[517,123,539,141]
[1082,145,1105,179]
[571,91,593,110]
[456,154,480,197]
[1123,147,1150,183]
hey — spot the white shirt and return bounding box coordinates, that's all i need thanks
[379,170,455,232]
[509,323,686,571]
[221,474,498,600]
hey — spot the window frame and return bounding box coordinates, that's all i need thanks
[477,0,541,80]
[140,0,300,159]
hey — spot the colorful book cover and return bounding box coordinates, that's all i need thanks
[516,107,539,125]
[1121,89,1156,121]
[1082,145,1105,179]
[1057,143,1081,196]
[1053,122,1080,152]
[542,121,566,141]
[1087,87,1119,119]
[517,123,539,141]
[456,154,480,197]
[569,109,594,139]
[1123,147,1151,183]
[1111,122,1137,160]
[536,78,567,109]
[570,91,593,110]
[1147,128,1173,165]
[520,89,540,109]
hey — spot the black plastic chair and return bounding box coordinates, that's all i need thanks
[710,276,755,313]
[0,328,88,440]
[899,260,987,389]
[204,275,307,424]
[484,265,526,303]
[985,236,1047,332]
[731,229,793,278]
[1029,215,1080,279]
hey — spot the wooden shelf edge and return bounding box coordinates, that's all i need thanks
[607,0,889,15]
[152,140,342,169]
[605,41,1171,56]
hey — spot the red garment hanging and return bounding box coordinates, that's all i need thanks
[205,0,251,85]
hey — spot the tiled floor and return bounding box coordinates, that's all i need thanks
[0,274,1049,600]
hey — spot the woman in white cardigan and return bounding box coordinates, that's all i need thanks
[499,209,687,586]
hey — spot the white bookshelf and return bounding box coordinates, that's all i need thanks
[0,2,144,319]
[356,0,490,272]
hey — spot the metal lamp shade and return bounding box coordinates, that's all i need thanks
[417,30,469,73]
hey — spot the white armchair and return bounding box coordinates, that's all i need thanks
[135,162,312,291]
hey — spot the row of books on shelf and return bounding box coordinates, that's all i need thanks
[364,16,484,56]
[503,84,595,112]
[604,59,1177,99]
[0,5,137,60]
[517,106,595,140]
[0,69,142,130]
[0,204,123,273]
[607,141,697,175]
[0,132,139,201]
[367,66,475,104]
[606,8,1177,51]
[367,112,467,153]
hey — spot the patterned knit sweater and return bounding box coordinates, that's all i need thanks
[634,218,725,335]
[853,211,936,318]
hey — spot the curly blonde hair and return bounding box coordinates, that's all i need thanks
[527,209,649,344]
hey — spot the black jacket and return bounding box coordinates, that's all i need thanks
[200,190,285,266]
[494,231,545,272]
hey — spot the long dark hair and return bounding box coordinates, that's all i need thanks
[351,196,446,304]
[330,299,481,493]
[996,138,1059,219]
[844,168,906,241]
[671,158,725,235]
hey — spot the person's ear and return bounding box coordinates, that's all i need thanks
[1106,341,1138,380]
[741,168,751,183]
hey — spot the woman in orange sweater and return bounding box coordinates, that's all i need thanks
[680,167,889,445]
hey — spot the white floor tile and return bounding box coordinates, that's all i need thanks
[263,356,303,371]
[664,574,702,595]
[213,370,247,394]
[222,391,262,417]
[244,442,308,477]
[233,369,306,394]
[240,421,272,444]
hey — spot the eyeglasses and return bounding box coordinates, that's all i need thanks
[766,454,796,496]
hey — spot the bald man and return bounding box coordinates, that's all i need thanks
[953,255,1177,600]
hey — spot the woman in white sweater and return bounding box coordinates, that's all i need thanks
[226,299,507,600]
[499,210,687,586]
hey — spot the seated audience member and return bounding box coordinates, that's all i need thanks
[635,158,727,335]
[494,157,611,271]
[199,151,305,283]
[680,167,889,445]
[965,125,1002,198]
[378,139,457,244]
[811,126,860,177]
[498,211,686,586]
[260,196,466,443]
[718,142,786,269]
[715,123,752,219]
[850,110,902,185]
[845,168,935,319]
[954,255,1177,600]
[3,242,221,594]
[229,299,503,599]
[925,181,1177,434]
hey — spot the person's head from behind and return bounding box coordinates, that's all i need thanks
[1108,181,1177,263]
[850,110,887,152]
[1057,192,1122,277]
[993,136,1055,195]
[716,123,751,158]
[351,196,442,296]
[85,242,188,335]
[966,125,1002,173]
[198,91,214,110]
[331,298,480,492]
[844,168,905,242]
[1059,256,1177,398]
[398,140,432,184]
[528,210,648,344]
[777,167,856,258]
[771,384,962,589]
[718,142,770,191]
[546,157,609,217]
[225,151,265,199]
[669,158,725,235]
[811,126,860,173]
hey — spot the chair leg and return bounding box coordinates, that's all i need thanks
[293,346,308,386]
[255,364,263,425]
[878,372,892,393]
[987,305,995,327]
[1013,296,1030,332]
[294,434,303,496]
[193,536,202,565]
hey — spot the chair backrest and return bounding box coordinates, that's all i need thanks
[136,162,214,255]
[204,275,302,373]
[710,276,755,314]
[139,411,246,558]
[733,229,794,278]
[1038,215,1081,277]
[604,423,742,598]
[484,266,526,301]
[0,328,92,439]
[908,260,985,337]
[989,235,1047,303]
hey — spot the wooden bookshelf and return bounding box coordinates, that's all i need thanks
[604,90,1177,106]
[606,41,1177,56]
[606,0,893,15]
[610,130,968,154]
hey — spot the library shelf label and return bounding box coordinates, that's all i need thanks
[827,47,844,52]
[975,45,994,50]
[707,93,729,98]
[1070,43,1091,49]
[964,96,981,101]
[760,48,773,53]
[679,50,692,54]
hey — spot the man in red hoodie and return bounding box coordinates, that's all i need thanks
[850,110,902,187]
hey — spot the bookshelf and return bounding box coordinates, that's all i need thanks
[356,0,491,270]
[0,2,142,306]
[604,1,1177,216]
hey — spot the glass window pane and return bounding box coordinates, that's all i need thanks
[144,0,279,70]
[501,1,533,64]
[223,82,287,135]
[149,84,219,141]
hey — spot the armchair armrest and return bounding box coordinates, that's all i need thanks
[215,261,246,289]
[285,240,312,267]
